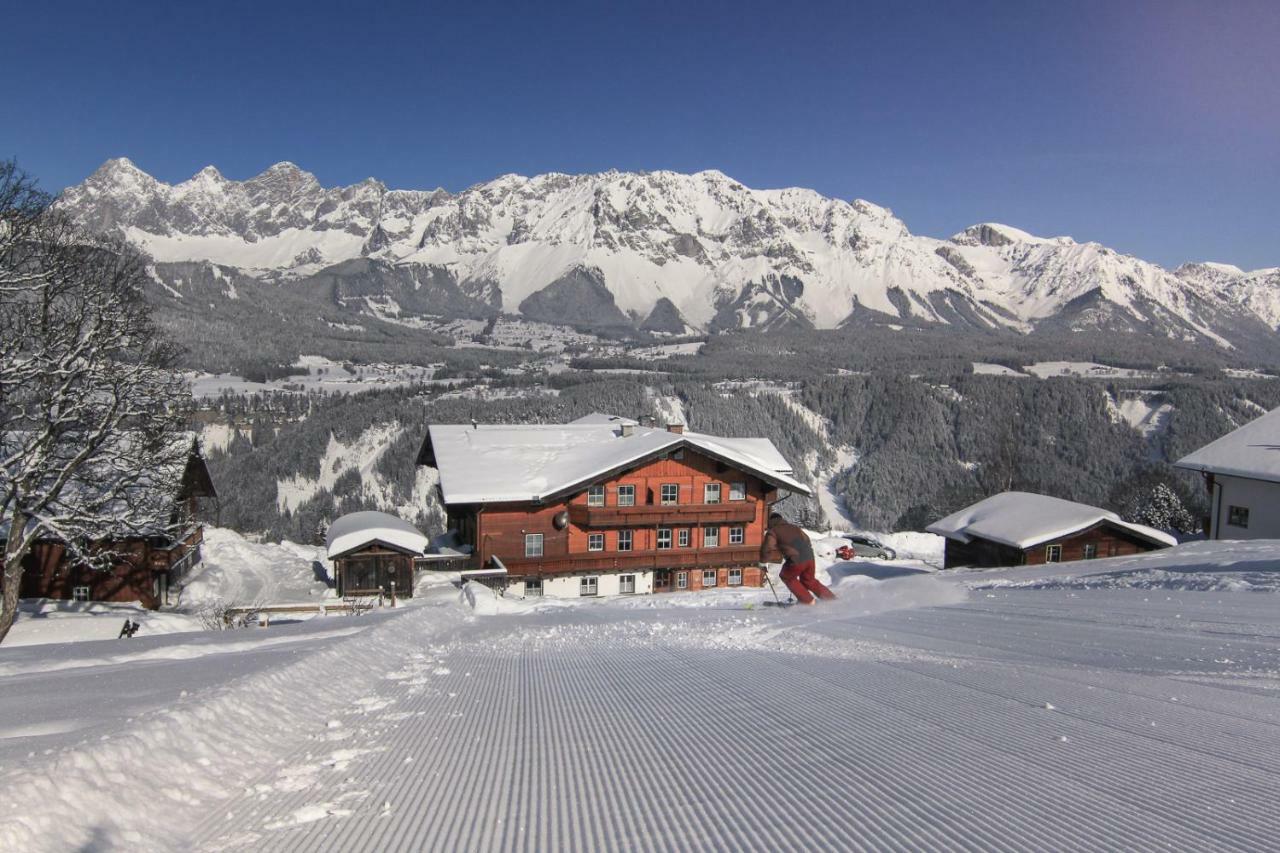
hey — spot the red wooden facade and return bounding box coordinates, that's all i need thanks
[16,527,205,609]
[942,521,1169,569]
[448,448,777,590]
[5,446,217,609]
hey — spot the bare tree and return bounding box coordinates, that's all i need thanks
[0,160,191,643]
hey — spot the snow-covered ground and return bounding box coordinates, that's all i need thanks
[4,529,335,647]
[188,356,438,399]
[2,541,1279,850]
[1024,361,1169,379]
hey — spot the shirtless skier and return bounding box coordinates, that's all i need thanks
[760,512,835,605]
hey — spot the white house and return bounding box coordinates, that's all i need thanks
[1175,405,1280,540]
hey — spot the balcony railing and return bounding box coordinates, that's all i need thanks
[492,546,761,576]
[568,502,756,528]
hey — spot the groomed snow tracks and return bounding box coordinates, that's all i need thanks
[193,590,1280,851]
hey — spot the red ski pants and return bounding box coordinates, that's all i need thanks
[780,560,835,604]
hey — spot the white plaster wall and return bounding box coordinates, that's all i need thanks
[534,571,654,598]
[1215,476,1280,539]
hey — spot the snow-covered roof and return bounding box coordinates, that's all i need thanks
[927,492,1176,549]
[1174,405,1280,484]
[423,421,811,505]
[570,413,639,426]
[1,432,213,542]
[326,511,428,559]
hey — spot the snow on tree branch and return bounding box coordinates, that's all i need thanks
[0,160,192,643]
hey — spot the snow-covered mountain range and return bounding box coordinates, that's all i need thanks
[59,158,1280,347]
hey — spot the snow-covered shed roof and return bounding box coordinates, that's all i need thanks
[927,492,1176,549]
[1174,405,1280,484]
[326,511,428,560]
[419,420,811,505]
[570,413,639,426]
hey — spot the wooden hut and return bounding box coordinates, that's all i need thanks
[928,491,1175,569]
[325,511,427,598]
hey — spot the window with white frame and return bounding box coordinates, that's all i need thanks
[72,586,90,602]
[617,485,636,507]
[525,533,544,558]
[1045,544,1062,563]
[727,568,743,586]
[657,528,672,549]
[728,526,745,545]
[588,533,604,552]
[661,483,679,505]
[524,578,543,597]
[1228,505,1250,528]
[580,576,599,596]
[676,571,688,589]
[678,528,690,548]
[702,569,718,587]
[729,481,747,501]
[704,483,721,504]
[618,529,633,551]
[619,574,636,594]
[703,526,720,548]
[587,485,605,507]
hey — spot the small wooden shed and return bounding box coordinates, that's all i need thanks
[325,512,428,598]
[927,491,1176,569]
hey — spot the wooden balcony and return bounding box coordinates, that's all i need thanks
[568,502,756,528]
[494,546,761,576]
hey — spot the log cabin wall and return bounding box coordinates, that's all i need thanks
[1020,522,1164,565]
[944,521,1168,569]
[334,544,416,597]
[16,540,164,608]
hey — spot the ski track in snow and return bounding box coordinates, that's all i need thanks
[150,586,1280,852]
[4,564,1280,852]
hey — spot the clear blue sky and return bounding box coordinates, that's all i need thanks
[3,0,1277,269]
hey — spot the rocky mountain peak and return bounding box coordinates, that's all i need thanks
[53,159,1279,347]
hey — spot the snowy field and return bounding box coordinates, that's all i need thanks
[2,543,1279,850]
[188,356,439,399]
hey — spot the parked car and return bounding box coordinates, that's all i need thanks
[841,534,897,560]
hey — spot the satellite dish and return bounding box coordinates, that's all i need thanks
[553,510,570,530]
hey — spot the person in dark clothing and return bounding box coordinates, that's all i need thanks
[760,513,835,605]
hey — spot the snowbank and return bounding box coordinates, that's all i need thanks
[4,600,202,648]
[182,527,334,607]
[967,539,1280,593]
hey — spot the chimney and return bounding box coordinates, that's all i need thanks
[620,424,635,438]
[666,423,684,434]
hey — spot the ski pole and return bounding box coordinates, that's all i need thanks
[761,563,782,605]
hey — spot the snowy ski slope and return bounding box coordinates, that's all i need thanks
[2,547,1279,851]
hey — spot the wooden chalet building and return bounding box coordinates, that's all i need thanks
[927,491,1175,569]
[325,511,427,598]
[8,440,218,609]
[416,414,813,598]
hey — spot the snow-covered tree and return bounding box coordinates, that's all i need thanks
[0,161,191,643]
[1116,482,1198,535]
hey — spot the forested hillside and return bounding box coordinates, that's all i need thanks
[201,363,1280,542]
